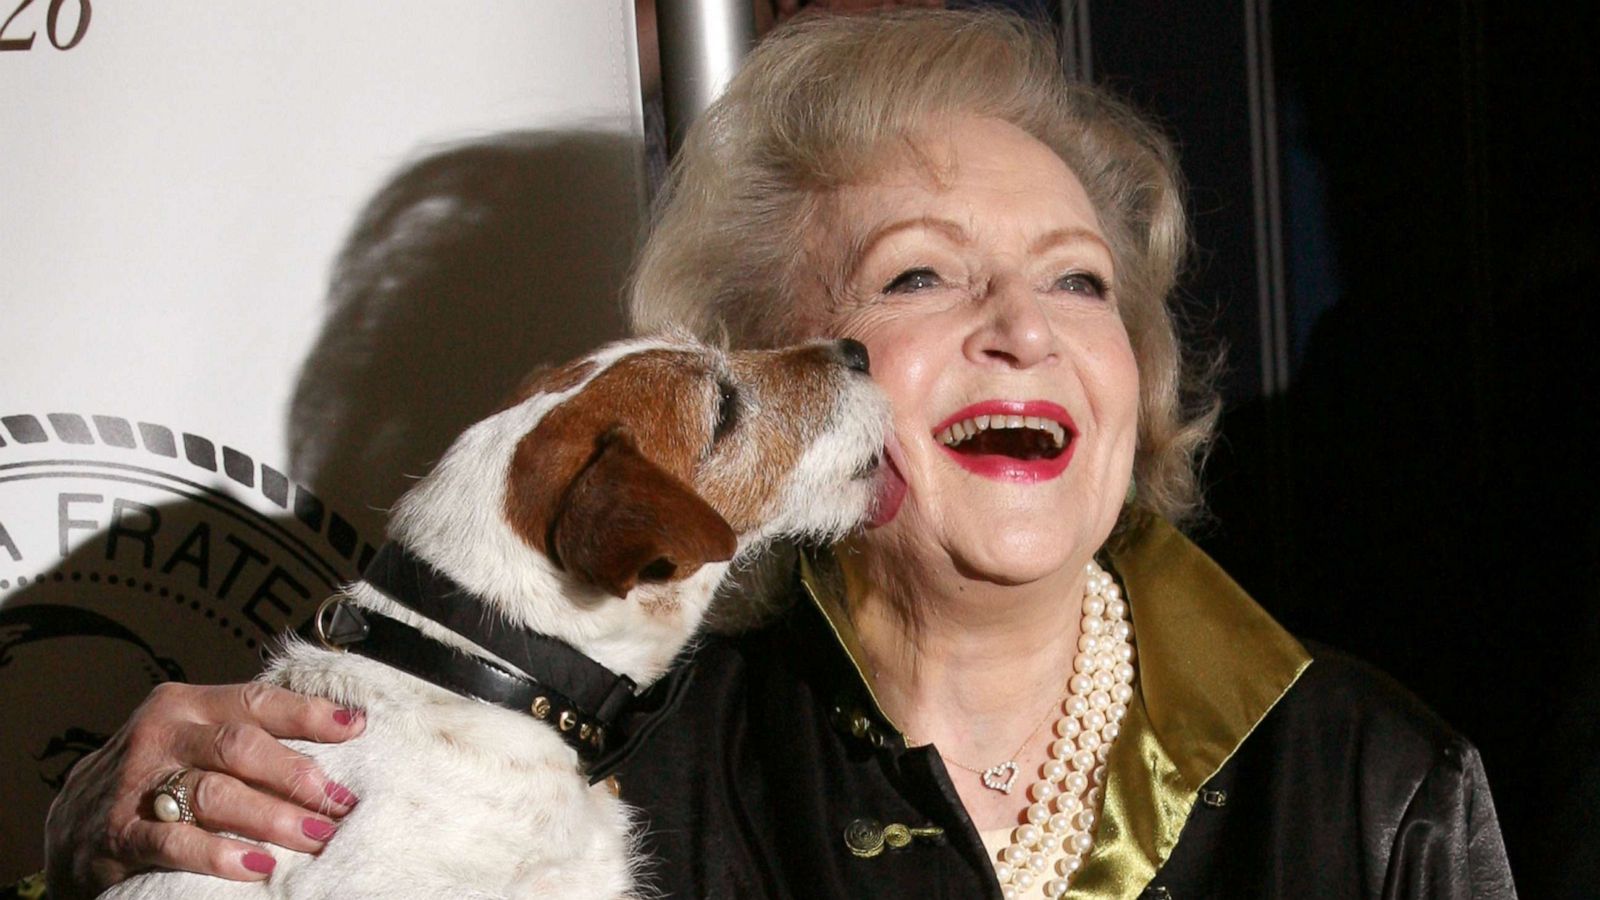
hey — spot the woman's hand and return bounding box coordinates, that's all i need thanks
[43,681,366,899]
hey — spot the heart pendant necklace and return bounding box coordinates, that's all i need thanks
[926,693,1065,794]
[981,760,1021,793]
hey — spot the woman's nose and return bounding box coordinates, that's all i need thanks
[965,279,1057,369]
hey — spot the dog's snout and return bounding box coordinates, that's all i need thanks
[835,339,871,375]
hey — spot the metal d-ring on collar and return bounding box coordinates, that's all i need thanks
[300,542,647,770]
[313,593,369,651]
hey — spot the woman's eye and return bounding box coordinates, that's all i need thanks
[882,268,941,294]
[1055,271,1108,299]
[713,380,740,443]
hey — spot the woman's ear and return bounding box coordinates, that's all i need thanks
[547,428,736,598]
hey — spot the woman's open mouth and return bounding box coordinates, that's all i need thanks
[932,400,1076,482]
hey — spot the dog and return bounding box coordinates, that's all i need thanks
[105,335,888,899]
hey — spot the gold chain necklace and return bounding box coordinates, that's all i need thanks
[915,688,1069,794]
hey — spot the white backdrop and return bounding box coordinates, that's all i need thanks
[0,1,645,877]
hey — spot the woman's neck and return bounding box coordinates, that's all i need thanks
[841,546,1089,759]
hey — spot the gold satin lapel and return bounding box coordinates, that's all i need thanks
[1112,514,1312,790]
[1069,514,1311,896]
[798,551,905,736]
[1067,688,1190,897]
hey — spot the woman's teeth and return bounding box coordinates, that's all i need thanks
[936,414,1068,450]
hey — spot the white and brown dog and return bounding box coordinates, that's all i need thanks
[105,335,888,899]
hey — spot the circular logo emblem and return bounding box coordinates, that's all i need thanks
[0,412,377,879]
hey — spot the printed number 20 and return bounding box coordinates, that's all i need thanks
[1,0,92,52]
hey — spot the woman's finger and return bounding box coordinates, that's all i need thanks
[184,768,340,854]
[117,818,279,882]
[191,681,365,744]
[176,720,360,815]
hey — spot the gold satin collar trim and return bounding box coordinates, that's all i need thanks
[798,514,1311,898]
[798,551,906,735]
[1068,514,1311,897]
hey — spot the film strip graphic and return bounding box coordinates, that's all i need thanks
[0,412,379,577]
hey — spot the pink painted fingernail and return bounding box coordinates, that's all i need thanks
[333,707,361,726]
[302,817,337,841]
[324,780,360,806]
[242,851,276,875]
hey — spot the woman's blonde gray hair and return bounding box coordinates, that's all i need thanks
[630,9,1218,526]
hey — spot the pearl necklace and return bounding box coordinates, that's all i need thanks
[989,561,1135,899]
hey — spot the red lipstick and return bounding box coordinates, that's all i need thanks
[932,400,1076,483]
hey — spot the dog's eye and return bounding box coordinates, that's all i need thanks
[713,380,740,443]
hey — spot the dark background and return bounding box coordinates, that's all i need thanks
[1077,1,1597,895]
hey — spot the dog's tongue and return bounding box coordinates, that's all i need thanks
[868,446,907,529]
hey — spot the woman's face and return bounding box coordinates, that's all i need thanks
[801,116,1139,586]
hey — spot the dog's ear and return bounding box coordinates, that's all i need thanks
[548,428,736,599]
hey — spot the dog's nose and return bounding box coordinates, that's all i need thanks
[836,339,871,375]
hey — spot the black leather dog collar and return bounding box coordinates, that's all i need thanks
[312,599,620,754]
[363,542,639,723]
[308,542,640,766]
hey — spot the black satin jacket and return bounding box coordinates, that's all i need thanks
[615,515,1517,898]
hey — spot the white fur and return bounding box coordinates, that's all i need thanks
[104,336,885,900]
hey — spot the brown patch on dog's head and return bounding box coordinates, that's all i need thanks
[494,359,597,414]
[503,342,869,598]
[505,349,734,598]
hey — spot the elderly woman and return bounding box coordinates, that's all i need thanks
[39,10,1514,899]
